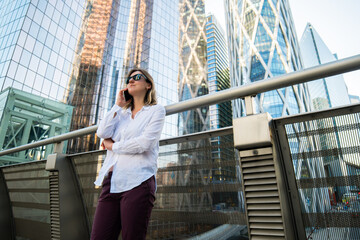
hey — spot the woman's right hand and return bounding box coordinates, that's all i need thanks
[116,88,130,107]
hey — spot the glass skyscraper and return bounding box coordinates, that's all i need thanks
[177,0,212,214]
[300,23,350,110]
[0,0,179,154]
[118,0,179,139]
[206,14,238,209]
[206,14,234,183]
[0,0,84,99]
[178,0,208,135]
[299,23,359,204]
[67,0,179,152]
[225,0,310,118]
[65,0,121,152]
[206,15,232,132]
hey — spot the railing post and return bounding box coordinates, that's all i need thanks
[244,96,256,116]
[45,142,90,240]
[233,112,306,239]
[53,142,64,154]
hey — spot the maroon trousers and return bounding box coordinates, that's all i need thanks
[91,172,156,240]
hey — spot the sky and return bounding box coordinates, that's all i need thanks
[205,0,360,97]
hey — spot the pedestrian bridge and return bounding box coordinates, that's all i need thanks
[1,55,360,239]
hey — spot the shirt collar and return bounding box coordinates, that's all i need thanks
[125,105,150,114]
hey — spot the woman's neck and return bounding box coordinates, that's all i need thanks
[132,96,145,111]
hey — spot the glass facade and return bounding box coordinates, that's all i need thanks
[0,0,84,99]
[178,0,208,135]
[206,15,232,132]
[206,14,238,209]
[101,0,179,169]
[122,0,179,139]
[300,23,350,110]
[225,0,310,118]
[65,0,120,152]
[0,0,88,153]
[0,0,179,154]
[299,23,358,206]
[177,0,213,222]
[206,14,234,182]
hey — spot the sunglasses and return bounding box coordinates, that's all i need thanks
[126,74,148,84]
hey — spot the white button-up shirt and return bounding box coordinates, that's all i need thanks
[94,104,166,193]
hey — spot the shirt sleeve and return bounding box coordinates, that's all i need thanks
[112,105,166,154]
[96,104,123,139]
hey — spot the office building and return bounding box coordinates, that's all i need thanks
[225,0,310,118]
[300,23,359,204]
[300,23,350,109]
[178,0,208,135]
[206,14,232,133]
[206,14,234,181]
[0,0,84,99]
[206,14,237,208]
[176,0,212,218]
[0,0,86,157]
[0,0,179,154]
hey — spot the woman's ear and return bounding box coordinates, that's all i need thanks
[146,83,152,90]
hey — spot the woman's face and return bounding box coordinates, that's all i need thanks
[127,71,151,97]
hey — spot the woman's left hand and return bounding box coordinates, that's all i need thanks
[102,138,114,150]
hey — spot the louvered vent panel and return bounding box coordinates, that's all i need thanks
[49,171,60,240]
[240,147,286,239]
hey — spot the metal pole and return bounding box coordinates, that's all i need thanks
[165,54,360,115]
[1,54,360,156]
[0,126,97,156]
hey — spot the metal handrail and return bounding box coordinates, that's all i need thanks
[166,54,360,114]
[1,54,360,156]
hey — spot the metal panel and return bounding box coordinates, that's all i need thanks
[49,171,60,240]
[0,169,15,240]
[46,153,90,240]
[70,133,246,239]
[1,161,50,240]
[238,146,287,239]
[273,103,360,239]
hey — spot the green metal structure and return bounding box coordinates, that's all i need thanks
[0,88,73,165]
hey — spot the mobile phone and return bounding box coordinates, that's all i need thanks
[124,89,132,101]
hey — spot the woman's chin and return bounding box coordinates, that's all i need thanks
[128,89,144,96]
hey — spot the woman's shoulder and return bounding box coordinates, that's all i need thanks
[149,104,166,114]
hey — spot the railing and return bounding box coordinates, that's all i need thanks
[1,54,360,157]
[1,54,360,240]
[274,103,360,239]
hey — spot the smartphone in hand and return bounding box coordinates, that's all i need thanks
[124,89,132,101]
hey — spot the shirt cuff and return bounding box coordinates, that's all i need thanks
[112,138,125,153]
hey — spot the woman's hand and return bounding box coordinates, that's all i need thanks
[116,88,131,107]
[102,138,114,151]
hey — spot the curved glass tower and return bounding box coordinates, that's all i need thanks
[178,0,208,135]
[225,0,310,118]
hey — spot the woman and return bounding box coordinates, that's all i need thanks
[91,68,166,240]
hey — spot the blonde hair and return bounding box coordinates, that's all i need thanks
[124,68,157,109]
